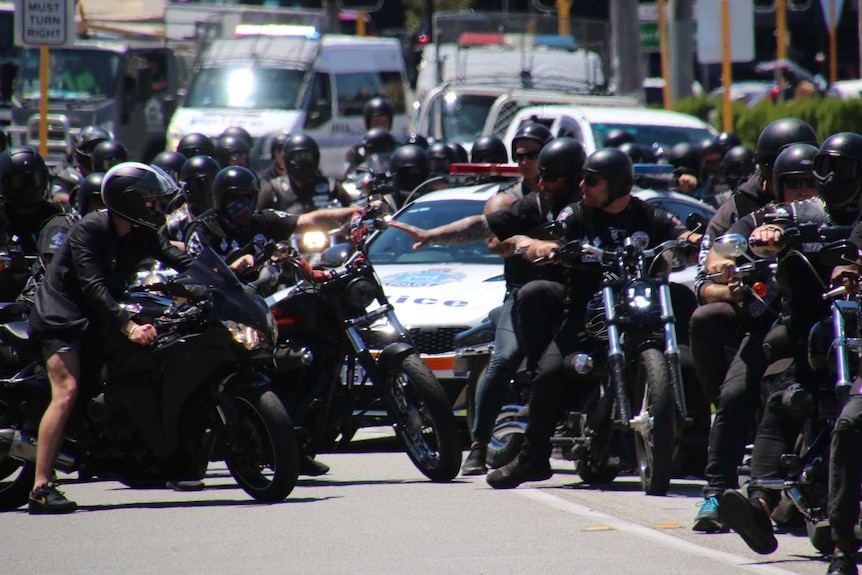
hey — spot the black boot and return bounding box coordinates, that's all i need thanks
[486,453,552,489]
[461,443,487,476]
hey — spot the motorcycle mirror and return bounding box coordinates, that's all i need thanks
[685,213,708,233]
[819,240,860,268]
[533,221,566,240]
[320,242,352,268]
[712,234,749,258]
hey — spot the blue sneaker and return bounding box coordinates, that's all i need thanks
[693,496,727,532]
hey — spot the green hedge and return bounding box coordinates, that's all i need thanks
[671,96,862,147]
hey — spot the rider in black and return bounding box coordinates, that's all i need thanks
[486,148,695,489]
[28,162,193,514]
[384,144,431,211]
[470,135,508,164]
[257,132,290,202]
[164,154,221,244]
[91,140,129,174]
[50,125,110,204]
[176,132,216,160]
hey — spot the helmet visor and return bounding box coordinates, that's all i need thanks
[7,170,47,194]
[136,165,178,199]
[814,154,858,185]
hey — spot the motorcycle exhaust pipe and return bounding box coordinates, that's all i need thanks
[0,429,76,472]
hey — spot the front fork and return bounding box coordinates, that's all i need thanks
[658,283,689,425]
[603,286,630,429]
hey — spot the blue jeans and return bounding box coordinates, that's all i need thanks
[471,291,523,444]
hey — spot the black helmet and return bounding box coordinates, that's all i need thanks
[698,137,723,159]
[362,128,397,156]
[427,141,456,174]
[91,140,129,173]
[177,132,216,159]
[50,167,83,201]
[180,155,220,216]
[755,118,818,172]
[101,162,177,230]
[74,126,111,172]
[773,143,818,200]
[813,132,862,209]
[152,150,187,182]
[269,131,291,160]
[76,172,105,216]
[215,134,251,167]
[405,133,430,150]
[363,97,393,130]
[212,166,259,214]
[511,122,553,160]
[220,126,253,147]
[668,142,701,176]
[583,148,634,204]
[448,142,469,164]
[391,144,430,192]
[470,135,508,163]
[716,131,743,154]
[538,137,587,191]
[617,142,651,164]
[282,134,320,183]
[720,145,756,191]
[0,146,49,212]
[602,129,636,148]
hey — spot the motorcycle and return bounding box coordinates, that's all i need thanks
[265,208,463,482]
[0,248,301,508]
[486,234,699,495]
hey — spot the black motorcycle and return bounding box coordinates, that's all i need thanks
[0,248,300,508]
[266,210,463,482]
[487,235,699,495]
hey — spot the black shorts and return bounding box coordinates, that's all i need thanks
[32,331,81,362]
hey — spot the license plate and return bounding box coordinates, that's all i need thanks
[341,361,373,386]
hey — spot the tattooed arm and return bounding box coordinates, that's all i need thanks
[388,215,494,250]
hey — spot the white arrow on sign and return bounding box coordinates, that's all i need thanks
[819,0,846,32]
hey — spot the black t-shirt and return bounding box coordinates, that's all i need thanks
[3,202,66,256]
[560,197,687,304]
[486,190,569,288]
[184,209,300,260]
[30,211,193,336]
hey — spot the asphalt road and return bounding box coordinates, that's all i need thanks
[3,430,835,575]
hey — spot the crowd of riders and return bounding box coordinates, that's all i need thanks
[3,97,862,574]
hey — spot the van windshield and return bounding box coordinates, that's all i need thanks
[17,49,120,102]
[439,93,497,146]
[184,67,305,109]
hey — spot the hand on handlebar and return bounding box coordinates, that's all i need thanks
[705,259,737,284]
[230,254,255,273]
[749,224,785,257]
[129,323,158,346]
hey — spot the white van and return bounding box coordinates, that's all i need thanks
[166,33,411,178]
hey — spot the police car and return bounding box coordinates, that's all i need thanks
[365,164,716,410]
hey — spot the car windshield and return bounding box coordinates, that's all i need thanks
[439,93,497,145]
[17,49,119,101]
[369,199,499,265]
[591,123,713,151]
[184,66,305,109]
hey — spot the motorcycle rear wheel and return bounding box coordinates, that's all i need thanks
[380,353,462,481]
[631,348,676,496]
[223,389,300,502]
[0,456,34,510]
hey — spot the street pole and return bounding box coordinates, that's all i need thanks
[658,0,672,109]
[610,0,644,100]
[668,0,694,103]
[721,0,733,132]
[323,0,340,35]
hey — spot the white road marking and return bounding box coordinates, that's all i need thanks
[518,488,803,575]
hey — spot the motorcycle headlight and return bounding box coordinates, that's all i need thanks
[222,320,269,351]
[301,231,329,252]
[625,280,655,314]
[344,277,376,311]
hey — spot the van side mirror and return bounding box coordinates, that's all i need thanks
[305,98,331,129]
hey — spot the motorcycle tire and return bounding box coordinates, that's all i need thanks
[223,389,300,502]
[380,353,462,481]
[807,520,835,555]
[0,457,35,510]
[631,348,676,496]
[486,419,526,470]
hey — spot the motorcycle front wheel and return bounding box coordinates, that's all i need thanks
[222,388,300,502]
[630,348,676,496]
[380,353,462,481]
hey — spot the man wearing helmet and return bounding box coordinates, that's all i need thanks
[257,135,348,212]
[27,162,194,513]
[385,144,431,211]
[49,125,111,204]
[486,148,700,489]
[709,133,862,560]
[163,155,221,244]
[176,133,216,160]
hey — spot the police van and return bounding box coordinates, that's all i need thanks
[166,29,411,178]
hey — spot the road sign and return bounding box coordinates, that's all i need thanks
[696,0,755,64]
[14,0,76,48]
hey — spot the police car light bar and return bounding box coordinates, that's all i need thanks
[457,33,507,47]
[234,24,320,39]
[449,163,520,177]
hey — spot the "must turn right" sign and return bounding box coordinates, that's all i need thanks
[14,0,76,48]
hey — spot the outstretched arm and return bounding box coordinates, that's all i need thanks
[388,215,494,250]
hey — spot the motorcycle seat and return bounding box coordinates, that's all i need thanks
[1,320,31,343]
[0,302,24,322]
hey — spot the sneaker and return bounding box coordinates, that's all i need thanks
[166,479,205,492]
[28,483,77,515]
[693,496,727,533]
[300,455,330,477]
[486,453,552,489]
[828,552,858,575]
[719,489,778,555]
[461,443,487,476]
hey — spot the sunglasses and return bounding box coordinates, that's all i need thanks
[224,191,255,203]
[783,176,818,190]
[513,150,540,162]
[227,151,248,161]
[539,170,562,183]
[583,174,602,187]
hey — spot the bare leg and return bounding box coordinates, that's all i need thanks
[33,349,80,490]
